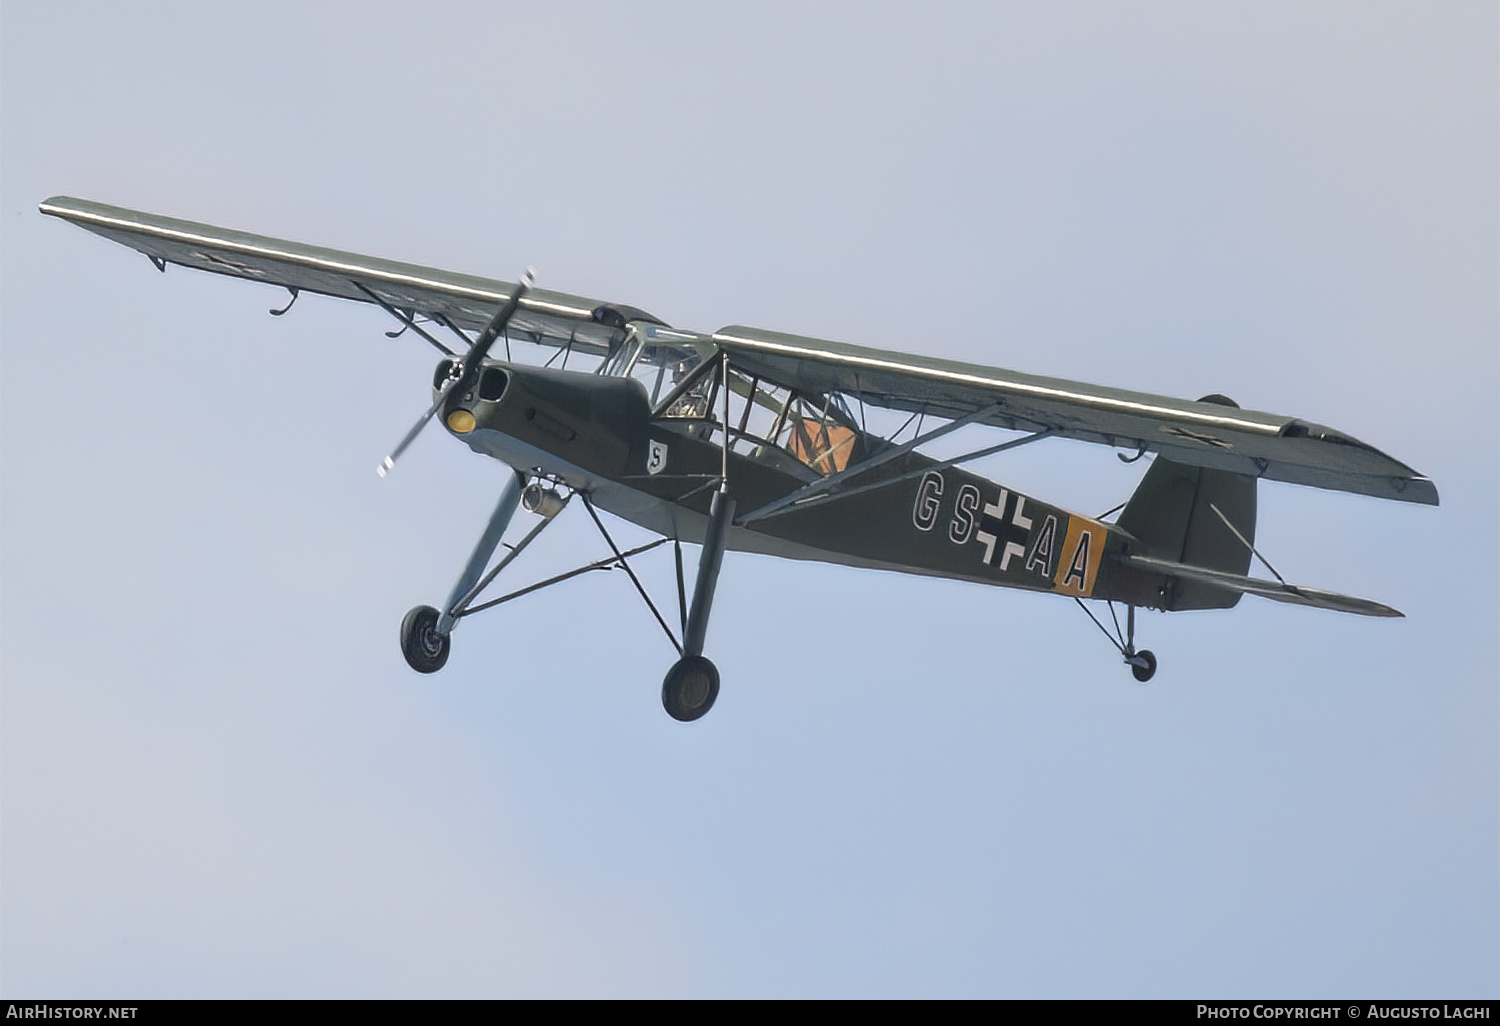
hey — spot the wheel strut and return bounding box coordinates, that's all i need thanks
[663,487,735,721]
[1075,598,1158,683]
[1121,604,1157,683]
[436,470,524,636]
[400,470,524,673]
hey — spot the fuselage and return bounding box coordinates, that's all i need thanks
[438,358,1166,607]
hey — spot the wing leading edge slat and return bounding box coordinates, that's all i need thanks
[713,326,1437,506]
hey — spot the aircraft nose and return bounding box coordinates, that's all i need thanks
[440,364,511,434]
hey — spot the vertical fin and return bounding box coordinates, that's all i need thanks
[1117,457,1257,611]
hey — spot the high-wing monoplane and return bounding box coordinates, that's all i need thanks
[41,197,1438,720]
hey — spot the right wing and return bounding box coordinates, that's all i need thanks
[39,195,661,356]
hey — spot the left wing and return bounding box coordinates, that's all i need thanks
[713,325,1437,506]
[39,195,661,355]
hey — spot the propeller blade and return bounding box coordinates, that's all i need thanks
[377,372,463,476]
[463,267,535,367]
[375,270,535,477]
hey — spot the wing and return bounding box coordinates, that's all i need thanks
[1119,555,1403,618]
[39,195,663,357]
[713,325,1438,506]
[42,196,1435,507]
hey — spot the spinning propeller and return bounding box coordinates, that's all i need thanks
[377,269,535,476]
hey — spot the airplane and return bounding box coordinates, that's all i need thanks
[40,196,1439,721]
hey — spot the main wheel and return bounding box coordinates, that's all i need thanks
[662,655,720,721]
[400,605,450,673]
[1129,649,1157,683]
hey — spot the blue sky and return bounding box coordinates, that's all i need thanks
[2,1,1495,997]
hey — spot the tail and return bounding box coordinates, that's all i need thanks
[1116,399,1257,611]
[1105,394,1403,618]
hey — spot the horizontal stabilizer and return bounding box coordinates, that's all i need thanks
[1118,554,1403,618]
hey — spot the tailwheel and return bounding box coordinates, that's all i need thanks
[662,655,720,721]
[1128,649,1157,683]
[400,605,450,673]
[1076,598,1158,683]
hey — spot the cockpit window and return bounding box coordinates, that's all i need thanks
[659,356,714,418]
[654,356,864,476]
[598,324,717,407]
[785,413,858,475]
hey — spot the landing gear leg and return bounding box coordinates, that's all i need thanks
[400,470,523,673]
[1074,598,1158,683]
[1122,604,1157,683]
[663,489,735,720]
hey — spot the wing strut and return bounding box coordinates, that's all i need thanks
[749,428,1055,525]
[351,280,458,357]
[737,402,1004,525]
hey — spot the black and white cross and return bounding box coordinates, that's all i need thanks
[975,488,1033,571]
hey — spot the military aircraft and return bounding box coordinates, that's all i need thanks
[41,196,1438,721]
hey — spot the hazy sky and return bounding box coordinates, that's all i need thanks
[3,1,1495,997]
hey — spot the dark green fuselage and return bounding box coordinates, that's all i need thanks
[442,360,1189,610]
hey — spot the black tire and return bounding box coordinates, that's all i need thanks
[1130,649,1157,683]
[662,655,720,721]
[401,605,450,674]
